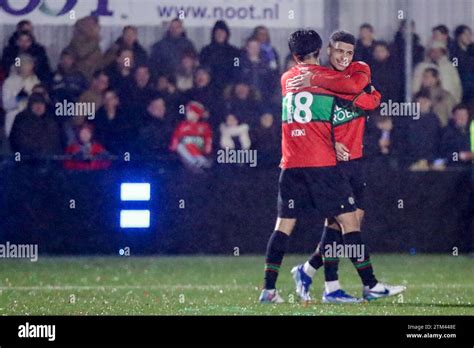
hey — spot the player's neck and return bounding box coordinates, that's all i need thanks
[297,60,319,66]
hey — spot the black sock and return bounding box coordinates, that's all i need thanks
[343,231,378,288]
[321,226,342,282]
[264,230,289,289]
[308,243,323,270]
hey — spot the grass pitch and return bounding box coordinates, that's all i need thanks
[0,254,473,315]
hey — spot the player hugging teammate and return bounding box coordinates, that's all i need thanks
[259,29,406,304]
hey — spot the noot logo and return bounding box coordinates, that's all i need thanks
[0,0,113,17]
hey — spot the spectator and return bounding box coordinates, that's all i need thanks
[0,65,5,87]
[103,25,148,68]
[1,30,51,83]
[6,20,34,46]
[419,67,457,127]
[391,20,425,101]
[9,93,61,157]
[371,41,402,102]
[407,91,442,170]
[224,81,262,126]
[240,38,277,101]
[51,48,88,104]
[77,70,109,125]
[155,74,184,118]
[432,24,456,58]
[138,97,175,160]
[250,25,280,71]
[127,65,156,113]
[31,83,54,114]
[104,48,135,98]
[452,25,474,107]
[66,16,104,81]
[169,101,212,173]
[364,114,394,157]
[63,123,111,170]
[185,67,221,126]
[392,20,425,67]
[2,54,40,137]
[250,113,280,166]
[0,107,6,154]
[219,114,251,151]
[439,104,473,167]
[199,20,240,91]
[94,89,131,155]
[413,40,462,103]
[149,18,196,77]
[354,23,376,66]
[284,53,297,71]
[176,52,198,92]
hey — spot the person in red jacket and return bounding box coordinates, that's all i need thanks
[64,123,111,170]
[169,101,213,172]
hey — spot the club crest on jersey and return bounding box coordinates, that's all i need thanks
[291,129,306,137]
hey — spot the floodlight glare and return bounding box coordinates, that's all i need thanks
[121,183,151,201]
[120,210,150,228]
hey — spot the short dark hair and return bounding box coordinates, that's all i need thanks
[423,67,440,79]
[374,40,389,50]
[123,25,137,33]
[134,64,150,72]
[454,25,471,40]
[288,29,323,61]
[329,30,356,46]
[433,24,449,35]
[17,20,31,30]
[360,23,374,32]
[92,69,107,79]
[17,30,34,41]
[452,104,470,114]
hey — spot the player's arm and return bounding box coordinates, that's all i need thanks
[310,62,371,94]
[352,86,382,111]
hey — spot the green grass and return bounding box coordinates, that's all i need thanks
[0,254,473,315]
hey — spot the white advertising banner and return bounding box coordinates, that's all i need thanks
[0,0,324,28]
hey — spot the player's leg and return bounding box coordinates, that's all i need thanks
[260,168,304,303]
[335,211,406,301]
[259,218,295,303]
[334,211,378,289]
[319,218,365,303]
[292,218,346,302]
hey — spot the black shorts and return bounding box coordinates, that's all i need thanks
[338,158,367,210]
[277,166,357,219]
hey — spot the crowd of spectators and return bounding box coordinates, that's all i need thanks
[0,17,473,172]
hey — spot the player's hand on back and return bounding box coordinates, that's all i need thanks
[286,71,312,92]
[335,142,350,161]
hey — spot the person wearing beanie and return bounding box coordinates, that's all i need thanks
[9,93,62,158]
[199,20,241,91]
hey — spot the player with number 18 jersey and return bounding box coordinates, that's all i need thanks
[277,62,372,219]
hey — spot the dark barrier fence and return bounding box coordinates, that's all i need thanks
[0,158,472,255]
